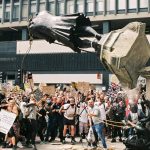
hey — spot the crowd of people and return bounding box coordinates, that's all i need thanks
[0,83,150,150]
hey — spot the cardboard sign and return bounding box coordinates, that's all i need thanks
[0,109,16,134]
[33,88,43,101]
[42,86,56,95]
[77,82,90,94]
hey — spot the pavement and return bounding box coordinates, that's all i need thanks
[0,137,126,150]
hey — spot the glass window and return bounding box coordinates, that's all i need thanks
[86,0,94,12]
[0,0,2,5]
[30,3,36,16]
[5,0,10,4]
[39,2,46,12]
[56,1,64,15]
[0,6,2,19]
[128,0,137,9]
[66,0,74,14]
[5,4,10,22]
[5,12,10,22]
[48,1,55,14]
[76,0,84,13]
[13,5,19,20]
[140,0,148,8]
[96,0,104,12]
[107,0,115,13]
[14,0,19,2]
[22,0,28,20]
[117,0,125,10]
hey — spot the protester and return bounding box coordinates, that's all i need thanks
[88,99,107,149]
[0,81,149,150]
[59,97,77,145]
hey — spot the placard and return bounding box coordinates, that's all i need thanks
[0,109,16,134]
[42,86,56,95]
[77,82,90,94]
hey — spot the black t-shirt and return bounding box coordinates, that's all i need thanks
[38,108,46,121]
[52,103,63,118]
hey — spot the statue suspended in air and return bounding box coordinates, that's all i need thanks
[28,11,101,53]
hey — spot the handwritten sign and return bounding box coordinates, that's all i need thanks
[0,109,16,134]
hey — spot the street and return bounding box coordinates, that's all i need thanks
[1,137,125,150]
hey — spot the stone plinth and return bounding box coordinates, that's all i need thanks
[99,22,150,89]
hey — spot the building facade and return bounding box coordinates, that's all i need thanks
[0,0,150,88]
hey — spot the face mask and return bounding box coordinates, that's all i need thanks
[138,99,142,104]
[23,98,28,102]
[47,99,51,104]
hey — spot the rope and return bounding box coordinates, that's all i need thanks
[103,121,125,128]
[104,119,125,124]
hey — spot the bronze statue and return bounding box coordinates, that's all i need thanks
[28,11,101,53]
[28,11,150,89]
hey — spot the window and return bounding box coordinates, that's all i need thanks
[22,0,28,20]
[5,5,10,22]
[76,0,84,13]
[14,0,19,2]
[0,6,2,21]
[5,12,10,22]
[106,0,115,14]
[96,0,104,14]
[86,0,94,12]
[117,0,125,10]
[39,2,46,12]
[140,0,148,8]
[0,0,2,4]
[30,2,36,16]
[139,0,148,12]
[56,1,64,15]
[48,1,55,14]
[66,0,74,14]
[13,5,19,21]
[5,0,10,4]
[128,0,137,12]
[117,0,125,13]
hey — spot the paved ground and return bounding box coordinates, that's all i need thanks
[0,137,126,150]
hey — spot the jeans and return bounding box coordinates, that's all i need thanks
[92,123,107,148]
[45,117,56,140]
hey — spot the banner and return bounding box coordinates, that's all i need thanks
[0,109,16,134]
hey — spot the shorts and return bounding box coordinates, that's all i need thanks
[64,117,75,126]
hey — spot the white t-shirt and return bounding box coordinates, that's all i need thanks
[20,102,27,119]
[94,102,106,121]
[27,101,37,120]
[78,102,88,123]
[64,103,76,120]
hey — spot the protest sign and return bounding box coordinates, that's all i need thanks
[0,109,16,134]
[77,82,90,94]
[33,88,43,101]
[42,86,56,95]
